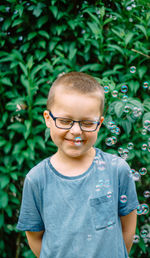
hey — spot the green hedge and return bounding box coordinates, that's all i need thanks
[0,0,150,257]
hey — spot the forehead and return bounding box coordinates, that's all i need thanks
[51,86,101,118]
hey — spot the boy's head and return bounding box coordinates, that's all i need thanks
[47,72,104,116]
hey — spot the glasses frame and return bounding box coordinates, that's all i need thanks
[49,111,100,132]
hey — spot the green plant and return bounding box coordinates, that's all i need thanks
[0,0,149,257]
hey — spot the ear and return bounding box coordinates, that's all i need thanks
[98,116,104,130]
[43,110,51,128]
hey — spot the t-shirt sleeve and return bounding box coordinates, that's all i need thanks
[118,159,139,216]
[17,175,45,231]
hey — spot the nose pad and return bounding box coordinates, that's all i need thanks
[70,121,82,134]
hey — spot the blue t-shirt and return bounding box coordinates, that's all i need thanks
[17,148,139,258]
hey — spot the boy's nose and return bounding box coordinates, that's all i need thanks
[69,121,82,135]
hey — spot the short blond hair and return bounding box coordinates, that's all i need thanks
[47,72,104,115]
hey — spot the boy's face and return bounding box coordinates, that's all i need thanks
[44,86,104,160]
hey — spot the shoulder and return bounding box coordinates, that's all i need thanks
[95,148,131,175]
[26,157,51,184]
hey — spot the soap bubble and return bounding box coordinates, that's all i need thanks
[141,143,147,151]
[143,191,150,198]
[141,204,149,215]
[143,81,149,89]
[124,105,130,113]
[115,127,121,135]
[120,195,127,203]
[107,191,112,198]
[121,85,128,93]
[108,121,116,130]
[118,147,123,154]
[104,85,109,93]
[105,137,117,146]
[112,90,118,97]
[139,168,147,176]
[130,66,136,73]
[132,171,141,181]
[127,6,132,11]
[140,229,148,238]
[141,129,147,135]
[144,120,150,131]
[133,234,140,243]
[120,149,129,160]
[127,142,134,150]
[132,107,142,118]
[137,205,143,215]
[122,95,128,102]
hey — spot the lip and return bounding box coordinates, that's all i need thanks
[65,138,85,145]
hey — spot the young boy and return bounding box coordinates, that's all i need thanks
[17,72,138,258]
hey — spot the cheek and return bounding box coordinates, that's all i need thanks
[86,132,98,142]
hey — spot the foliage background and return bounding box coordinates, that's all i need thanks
[0,0,150,257]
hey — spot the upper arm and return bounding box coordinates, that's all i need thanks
[120,209,137,234]
[26,230,44,242]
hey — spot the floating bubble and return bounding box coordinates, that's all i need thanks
[133,234,140,243]
[132,171,141,181]
[104,85,109,93]
[137,204,143,215]
[140,229,148,238]
[127,6,132,11]
[120,195,127,203]
[121,85,128,93]
[105,137,117,146]
[122,95,128,102]
[118,147,123,154]
[141,129,147,135]
[144,120,150,131]
[124,105,130,113]
[120,149,129,160]
[107,191,112,198]
[108,121,116,130]
[115,127,121,135]
[128,169,133,177]
[143,191,150,198]
[143,81,149,89]
[130,66,136,73]
[139,168,147,176]
[141,204,149,215]
[141,143,147,151]
[112,90,118,97]
[127,142,134,150]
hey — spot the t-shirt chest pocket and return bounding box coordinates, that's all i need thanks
[89,194,116,230]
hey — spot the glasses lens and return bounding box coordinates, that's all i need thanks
[56,118,73,129]
[80,121,98,131]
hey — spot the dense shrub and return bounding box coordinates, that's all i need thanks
[0,0,149,257]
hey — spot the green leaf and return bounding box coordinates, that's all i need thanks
[136,24,147,38]
[138,66,147,79]
[38,30,50,39]
[12,18,22,27]
[19,62,28,76]
[120,120,132,135]
[27,32,37,40]
[8,123,25,133]
[37,15,48,28]
[0,191,8,208]
[124,32,134,45]
[114,102,124,118]
[128,80,140,94]
[0,175,10,189]
[2,19,11,31]
[1,77,12,86]
[49,6,58,18]
[0,214,4,228]
[33,3,45,17]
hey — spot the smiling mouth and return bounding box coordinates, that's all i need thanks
[65,139,84,145]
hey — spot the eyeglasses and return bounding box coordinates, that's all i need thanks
[49,111,100,132]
